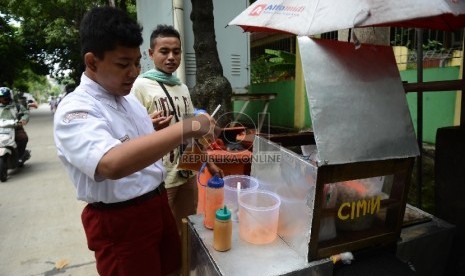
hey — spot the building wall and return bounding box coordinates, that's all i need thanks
[403,66,460,143]
[233,81,299,130]
[136,0,173,73]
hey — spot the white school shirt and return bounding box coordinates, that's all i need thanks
[54,73,165,203]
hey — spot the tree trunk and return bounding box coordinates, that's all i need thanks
[190,0,232,126]
[338,27,390,46]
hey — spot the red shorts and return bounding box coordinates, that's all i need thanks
[81,191,181,276]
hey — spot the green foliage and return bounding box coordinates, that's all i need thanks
[0,0,137,86]
[0,16,27,86]
[251,49,296,84]
[422,39,444,51]
[13,68,48,92]
[390,28,414,49]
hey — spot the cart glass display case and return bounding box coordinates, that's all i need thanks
[251,37,420,261]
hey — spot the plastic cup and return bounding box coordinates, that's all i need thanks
[223,175,259,221]
[238,190,281,245]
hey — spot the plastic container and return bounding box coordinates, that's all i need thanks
[197,163,212,215]
[213,205,232,251]
[238,190,281,245]
[223,175,259,221]
[204,175,224,229]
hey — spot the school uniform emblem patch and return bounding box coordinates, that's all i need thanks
[63,112,88,123]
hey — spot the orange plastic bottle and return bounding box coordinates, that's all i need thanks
[204,175,224,229]
[214,205,232,251]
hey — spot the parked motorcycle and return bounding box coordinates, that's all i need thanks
[0,118,31,182]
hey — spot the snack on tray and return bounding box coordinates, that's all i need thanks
[335,178,383,231]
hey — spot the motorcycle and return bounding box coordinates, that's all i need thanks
[0,118,31,182]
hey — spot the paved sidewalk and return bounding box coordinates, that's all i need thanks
[0,105,98,276]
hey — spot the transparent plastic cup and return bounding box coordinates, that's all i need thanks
[223,175,259,221]
[239,190,281,245]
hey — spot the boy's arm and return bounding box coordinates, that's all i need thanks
[96,114,219,180]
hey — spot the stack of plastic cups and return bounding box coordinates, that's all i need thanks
[223,175,259,221]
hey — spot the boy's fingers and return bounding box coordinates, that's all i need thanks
[150,110,163,119]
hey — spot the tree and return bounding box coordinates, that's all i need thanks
[190,0,233,124]
[338,27,390,46]
[0,0,136,85]
[0,13,50,95]
[0,15,27,87]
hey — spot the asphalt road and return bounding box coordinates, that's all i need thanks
[0,104,98,276]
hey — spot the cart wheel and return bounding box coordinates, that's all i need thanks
[0,157,8,182]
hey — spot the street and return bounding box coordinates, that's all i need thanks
[0,104,98,276]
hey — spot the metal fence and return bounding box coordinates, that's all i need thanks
[250,28,464,69]
[391,27,464,69]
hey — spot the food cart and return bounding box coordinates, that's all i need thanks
[183,37,455,275]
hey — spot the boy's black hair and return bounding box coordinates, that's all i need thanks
[79,6,143,59]
[149,24,181,49]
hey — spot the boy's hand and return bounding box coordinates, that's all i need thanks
[150,111,173,130]
[206,162,224,178]
[190,114,221,144]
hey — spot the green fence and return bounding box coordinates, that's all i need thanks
[233,81,296,129]
[235,66,460,143]
[402,67,460,143]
